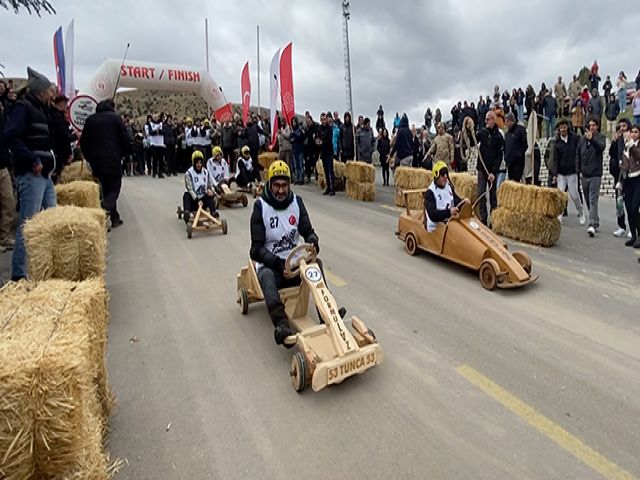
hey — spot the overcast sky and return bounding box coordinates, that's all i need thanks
[2,0,639,124]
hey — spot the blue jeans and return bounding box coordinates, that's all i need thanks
[293,151,304,183]
[635,115,640,125]
[619,89,626,112]
[546,115,556,137]
[516,104,524,123]
[12,173,57,279]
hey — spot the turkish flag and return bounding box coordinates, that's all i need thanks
[279,43,295,125]
[214,103,234,123]
[241,61,251,124]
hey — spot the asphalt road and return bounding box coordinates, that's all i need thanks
[106,172,640,480]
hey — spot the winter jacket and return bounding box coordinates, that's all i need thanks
[552,133,579,176]
[245,122,263,153]
[609,136,625,180]
[587,96,602,119]
[476,125,504,175]
[0,111,10,169]
[80,100,131,178]
[390,116,413,161]
[356,126,375,161]
[605,101,620,121]
[49,107,73,174]
[424,183,462,225]
[163,123,176,146]
[427,133,454,168]
[543,95,558,117]
[291,125,305,155]
[504,123,527,168]
[338,122,355,159]
[319,124,333,159]
[377,136,391,164]
[576,133,605,178]
[221,124,235,149]
[277,125,292,152]
[621,141,640,177]
[4,93,55,176]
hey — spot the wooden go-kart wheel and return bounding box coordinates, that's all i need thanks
[512,251,532,274]
[405,233,417,256]
[283,243,317,278]
[222,219,228,235]
[186,223,193,239]
[479,258,499,290]
[237,287,249,314]
[290,351,307,393]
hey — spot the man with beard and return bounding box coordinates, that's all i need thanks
[249,160,320,346]
[577,118,606,237]
[81,99,131,228]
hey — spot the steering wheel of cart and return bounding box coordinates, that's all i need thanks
[283,243,317,278]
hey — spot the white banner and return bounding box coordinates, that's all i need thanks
[269,49,280,147]
[64,19,75,99]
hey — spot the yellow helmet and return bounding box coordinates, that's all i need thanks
[241,145,251,156]
[186,117,193,124]
[432,161,449,178]
[267,160,291,182]
[212,146,223,157]
[191,150,204,165]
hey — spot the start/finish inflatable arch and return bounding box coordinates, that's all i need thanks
[69,59,231,130]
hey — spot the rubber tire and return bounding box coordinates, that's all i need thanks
[241,194,248,207]
[479,259,498,291]
[238,287,249,314]
[186,223,193,239]
[512,251,532,274]
[222,219,228,235]
[405,233,418,256]
[367,328,377,344]
[290,351,307,393]
[176,206,183,219]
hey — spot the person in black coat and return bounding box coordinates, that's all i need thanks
[319,113,335,196]
[504,113,528,182]
[377,128,391,186]
[303,116,318,182]
[49,94,75,183]
[476,110,504,225]
[338,112,355,162]
[80,99,131,227]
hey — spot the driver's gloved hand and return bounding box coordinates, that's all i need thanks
[307,234,320,254]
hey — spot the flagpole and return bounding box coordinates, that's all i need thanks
[205,18,210,73]
[257,25,261,118]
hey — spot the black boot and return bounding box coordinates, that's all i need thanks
[269,304,296,347]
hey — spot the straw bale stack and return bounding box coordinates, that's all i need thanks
[24,206,107,282]
[346,180,375,202]
[315,159,345,191]
[344,161,375,183]
[393,167,432,208]
[0,279,112,479]
[497,181,567,218]
[55,180,101,209]
[60,160,98,184]
[449,173,478,204]
[492,208,562,247]
[258,152,279,171]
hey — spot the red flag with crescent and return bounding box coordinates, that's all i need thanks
[279,43,295,125]
[241,61,251,124]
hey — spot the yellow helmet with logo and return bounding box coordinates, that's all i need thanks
[432,161,449,178]
[267,160,291,182]
[212,146,223,157]
[241,145,251,156]
[191,150,204,165]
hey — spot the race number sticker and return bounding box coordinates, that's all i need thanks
[305,267,322,282]
[469,221,480,230]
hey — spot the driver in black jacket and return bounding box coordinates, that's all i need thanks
[250,160,320,346]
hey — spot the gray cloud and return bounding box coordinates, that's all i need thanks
[2,0,638,124]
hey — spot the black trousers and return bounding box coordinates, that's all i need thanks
[182,192,216,215]
[165,144,177,175]
[304,149,318,181]
[507,161,524,182]
[477,169,497,225]
[223,147,236,172]
[321,154,334,192]
[99,175,122,223]
[624,176,640,239]
[151,146,165,176]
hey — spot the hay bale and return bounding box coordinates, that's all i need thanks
[24,206,107,282]
[492,207,562,247]
[0,279,112,479]
[449,172,478,203]
[258,152,279,171]
[333,160,346,179]
[395,190,425,210]
[497,181,567,218]
[394,167,432,190]
[346,180,375,202]
[315,160,345,191]
[344,161,375,183]
[60,160,97,184]
[55,181,101,208]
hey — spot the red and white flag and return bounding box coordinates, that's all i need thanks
[269,48,281,148]
[279,43,295,125]
[241,61,251,124]
[214,103,234,123]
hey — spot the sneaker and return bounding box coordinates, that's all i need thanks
[578,212,586,226]
[634,239,640,249]
[613,227,627,237]
[628,231,633,239]
[587,226,595,237]
[625,237,636,247]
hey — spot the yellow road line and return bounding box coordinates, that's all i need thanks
[379,204,403,213]
[324,269,347,287]
[456,365,636,480]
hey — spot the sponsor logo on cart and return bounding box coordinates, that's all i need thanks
[327,352,376,382]
[320,288,352,351]
[305,267,322,282]
[469,221,479,230]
